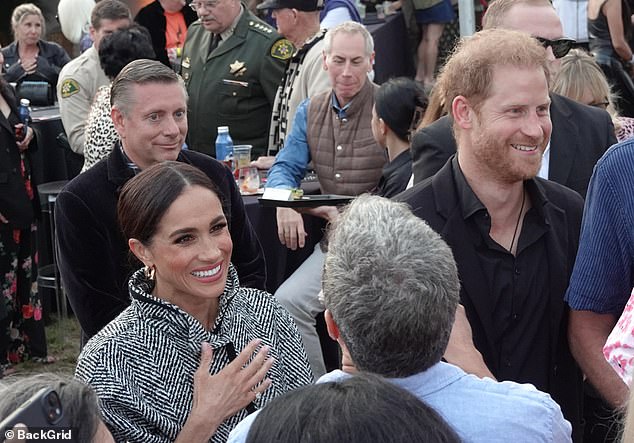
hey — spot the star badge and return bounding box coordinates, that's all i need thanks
[229,60,247,77]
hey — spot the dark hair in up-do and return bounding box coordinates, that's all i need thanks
[374,77,427,142]
[117,161,225,246]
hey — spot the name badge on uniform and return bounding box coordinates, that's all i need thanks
[223,79,249,88]
[182,57,190,69]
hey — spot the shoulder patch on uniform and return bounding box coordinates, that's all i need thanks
[271,39,293,60]
[60,79,80,98]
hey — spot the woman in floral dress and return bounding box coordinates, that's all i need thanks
[0,72,50,376]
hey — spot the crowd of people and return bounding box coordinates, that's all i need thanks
[3,0,634,441]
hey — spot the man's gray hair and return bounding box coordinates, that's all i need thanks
[323,195,460,377]
[324,21,374,57]
[111,59,187,116]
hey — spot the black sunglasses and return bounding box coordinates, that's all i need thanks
[534,37,576,59]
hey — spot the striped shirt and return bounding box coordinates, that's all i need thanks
[565,140,634,314]
[76,265,313,442]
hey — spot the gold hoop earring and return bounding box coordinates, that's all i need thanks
[144,265,156,281]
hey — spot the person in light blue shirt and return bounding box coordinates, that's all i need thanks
[228,195,572,443]
[244,373,461,443]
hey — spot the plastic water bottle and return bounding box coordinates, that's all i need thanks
[18,98,30,126]
[16,98,30,141]
[215,126,233,169]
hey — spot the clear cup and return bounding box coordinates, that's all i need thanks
[383,0,392,15]
[376,4,385,19]
[357,2,366,19]
[233,145,252,170]
[238,166,261,194]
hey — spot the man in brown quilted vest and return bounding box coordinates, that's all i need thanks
[265,21,386,377]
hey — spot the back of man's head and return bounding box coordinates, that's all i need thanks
[91,0,132,30]
[439,28,548,115]
[482,0,553,29]
[111,59,185,116]
[322,195,460,377]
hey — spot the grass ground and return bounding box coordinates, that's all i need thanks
[4,315,80,380]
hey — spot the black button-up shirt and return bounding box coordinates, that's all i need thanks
[452,157,552,391]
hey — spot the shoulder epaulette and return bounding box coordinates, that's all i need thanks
[248,20,275,36]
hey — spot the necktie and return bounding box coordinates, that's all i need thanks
[208,34,221,54]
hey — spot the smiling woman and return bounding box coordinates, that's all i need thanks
[75,161,313,443]
[125,176,233,322]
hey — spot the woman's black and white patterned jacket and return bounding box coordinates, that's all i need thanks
[75,264,313,443]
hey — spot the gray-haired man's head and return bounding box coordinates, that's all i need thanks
[323,195,460,377]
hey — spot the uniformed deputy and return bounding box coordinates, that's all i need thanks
[182,0,292,158]
[56,0,131,155]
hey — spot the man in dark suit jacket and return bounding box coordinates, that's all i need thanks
[55,60,266,341]
[399,29,584,441]
[411,0,617,199]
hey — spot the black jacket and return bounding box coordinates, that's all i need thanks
[411,93,617,199]
[2,40,70,87]
[398,159,585,441]
[55,146,267,338]
[0,83,38,229]
[135,0,198,67]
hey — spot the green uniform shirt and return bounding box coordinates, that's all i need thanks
[182,8,292,158]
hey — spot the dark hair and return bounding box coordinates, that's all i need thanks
[117,161,224,246]
[91,0,131,30]
[0,373,103,443]
[99,24,155,79]
[0,78,17,111]
[110,59,185,115]
[246,373,461,443]
[375,77,427,142]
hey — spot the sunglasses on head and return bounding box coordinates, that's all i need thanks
[534,37,576,59]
